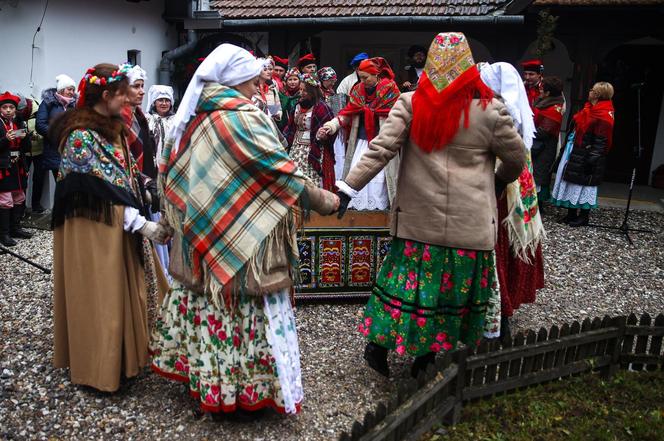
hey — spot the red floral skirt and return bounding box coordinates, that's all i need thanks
[495,197,545,317]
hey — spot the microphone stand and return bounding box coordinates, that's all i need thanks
[588,82,655,244]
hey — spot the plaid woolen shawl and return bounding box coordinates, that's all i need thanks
[161,84,305,301]
[283,101,336,190]
[122,106,158,179]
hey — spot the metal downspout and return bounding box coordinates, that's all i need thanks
[159,0,200,85]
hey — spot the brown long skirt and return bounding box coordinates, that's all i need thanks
[53,206,165,392]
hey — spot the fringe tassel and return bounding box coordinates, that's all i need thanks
[52,192,117,229]
[502,214,546,265]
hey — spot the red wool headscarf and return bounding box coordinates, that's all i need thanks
[358,57,395,80]
[338,57,400,142]
[410,32,494,153]
[573,99,615,151]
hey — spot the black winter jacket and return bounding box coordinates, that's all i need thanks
[36,88,76,170]
[563,121,610,187]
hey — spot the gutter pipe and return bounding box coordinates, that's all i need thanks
[184,14,524,30]
[159,1,200,85]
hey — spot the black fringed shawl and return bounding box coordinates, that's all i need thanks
[49,108,146,260]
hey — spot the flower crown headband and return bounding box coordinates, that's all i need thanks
[77,63,132,108]
[83,63,132,86]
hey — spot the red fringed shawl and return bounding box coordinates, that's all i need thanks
[410,65,494,153]
[573,100,615,151]
[338,78,400,142]
[533,97,564,138]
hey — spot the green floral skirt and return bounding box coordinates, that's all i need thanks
[150,282,302,414]
[360,238,495,357]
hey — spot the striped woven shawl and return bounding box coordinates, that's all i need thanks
[160,84,305,304]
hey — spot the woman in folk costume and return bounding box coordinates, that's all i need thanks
[318,67,337,101]
[551,82,615,227]
[146,84,176,280]
[151,44,340,415]
[283,73,336,190]
[122,65,158,181]
[335,33,526,378]
[318,66,347,117]
[253,58,283,122]
[319,58,401,210]
[123,68,167,284]
[146,84,175,162]
[51,63,171,392]
[0,92,33,247]
[531,76,565,205]
[278,68,301,131]
[479,62,546,337]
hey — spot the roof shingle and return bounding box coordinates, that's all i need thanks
[210,0,510,18]
[533,0,664,5]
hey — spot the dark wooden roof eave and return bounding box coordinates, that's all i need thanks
[182,14,525,30]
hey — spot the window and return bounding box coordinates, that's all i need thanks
[127,50,142,66]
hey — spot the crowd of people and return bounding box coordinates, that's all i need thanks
[0,32,616,419]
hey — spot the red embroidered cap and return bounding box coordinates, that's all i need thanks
[0,91,20,107]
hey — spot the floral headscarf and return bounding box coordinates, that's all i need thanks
[285,67,301,80]
[411,32,494,153]
[301,73,321,88]
[317,67,337,82]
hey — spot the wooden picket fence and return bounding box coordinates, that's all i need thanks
[339,312,664,441]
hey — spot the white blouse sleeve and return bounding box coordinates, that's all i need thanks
[123,206,147,232]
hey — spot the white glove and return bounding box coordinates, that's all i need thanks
[138,221,173,244]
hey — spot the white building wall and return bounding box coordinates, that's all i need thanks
[0,0,175,103]
[0,0,175,209]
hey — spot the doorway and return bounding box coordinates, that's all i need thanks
[596,44,664,185]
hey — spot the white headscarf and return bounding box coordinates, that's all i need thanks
[127,65,147,85]
[147,85,174,112]
[168,43,264,153]
[479,62,535,151]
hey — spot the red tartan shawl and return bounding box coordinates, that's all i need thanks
[338,78,400,142]
[411,65,494,153]
[533,96,564,137]
[573,99,615,150]
[122,106,142,167]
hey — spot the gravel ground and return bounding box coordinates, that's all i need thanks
[1,206,663,440]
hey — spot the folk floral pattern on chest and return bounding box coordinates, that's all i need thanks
[60,129,134,194]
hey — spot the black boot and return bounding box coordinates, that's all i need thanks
[364,342,389,377]
[0,208,17,247]
[568,209,590,227]
[10,204,33,239]
[558,208,577,224]
[411,352,436,379]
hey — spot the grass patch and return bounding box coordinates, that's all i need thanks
[426,370,664,441]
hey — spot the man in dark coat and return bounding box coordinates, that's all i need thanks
[521,59,544,109]
[531,76,565,206]
[400,45,427,92]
